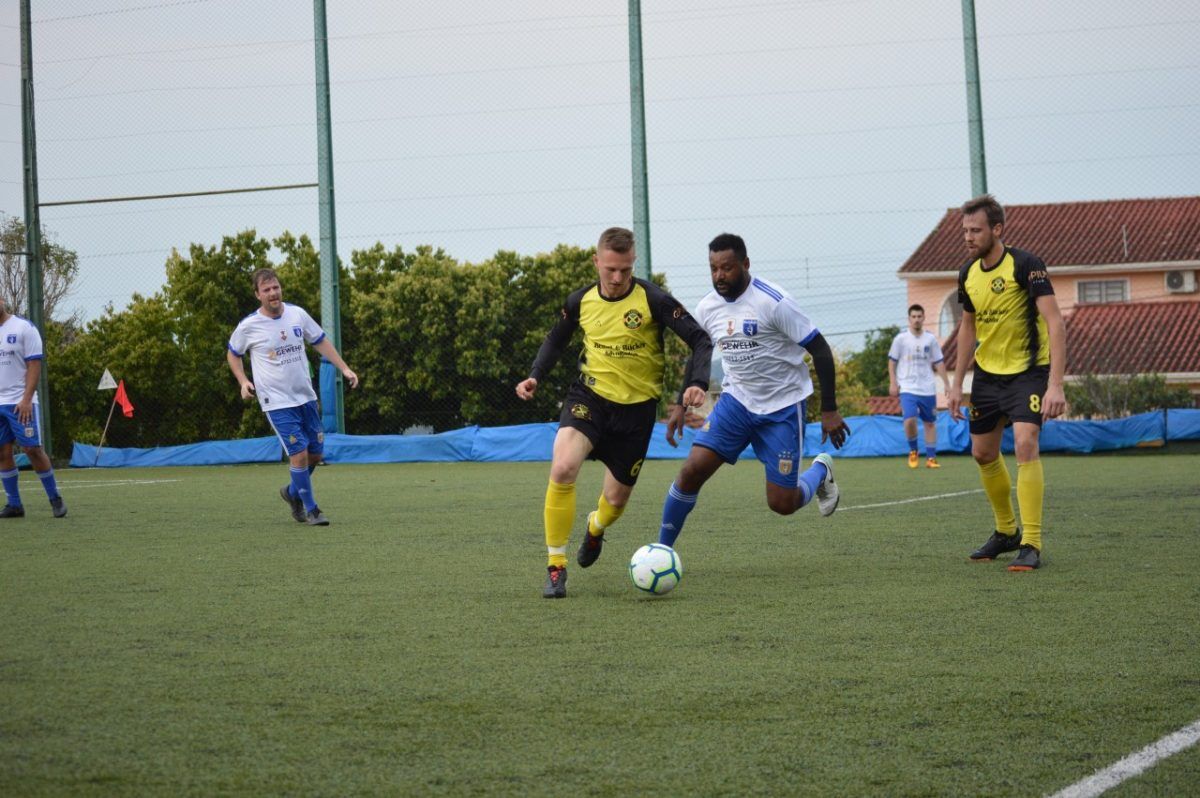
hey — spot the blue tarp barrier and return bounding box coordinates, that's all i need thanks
[1167,408,1200,441]
[72,436,283,468]
[71,409,1200,468]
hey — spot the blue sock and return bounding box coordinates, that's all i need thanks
[925,444,937,459]
[797,461,827,508]
[659,482,698,547]
[290,466,316,512]
[1,468,20,507]
[37,469,60,500]
[907,437,918,452]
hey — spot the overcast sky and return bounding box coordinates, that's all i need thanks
[2,0,1196,349]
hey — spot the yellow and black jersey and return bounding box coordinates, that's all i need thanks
[957,246,1055,375]
[529,278,713,405]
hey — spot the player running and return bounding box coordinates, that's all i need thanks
[656,233,849,551]
[516,227,713,598]
[227,268,358,526]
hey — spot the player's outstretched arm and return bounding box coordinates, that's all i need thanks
[1036,294,1068,419]
[804,333,850,449]
[312,338,359,389]
[515,377,538,401]
[948,312,976,421]
[226,349,255,400]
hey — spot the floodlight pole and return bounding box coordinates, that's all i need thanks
[20,0,51,456]
[961,0,988,196]
[628,0,652,279]
[313,0,344,434]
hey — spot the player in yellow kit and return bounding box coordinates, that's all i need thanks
[516,227,713,597]
[947,195,1067,571]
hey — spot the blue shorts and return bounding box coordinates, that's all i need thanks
[266,401,324,457]
[0,404,42,447]
[899,392,937,423]
[694,393,806,488]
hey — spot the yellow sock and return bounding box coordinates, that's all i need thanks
[589,494,625,537]
[977,457,1017,534]
[1016,459,1044,551]
[544,480,575,568]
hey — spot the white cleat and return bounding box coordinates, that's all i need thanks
[812,453,839,517]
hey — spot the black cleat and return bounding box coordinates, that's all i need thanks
[305,507,330,526]
[576,512,605,568]
[280,485,305,523]
[969,529,1022,561]
[543,565,567,598]
[0,504,25,518]
[1008,544,1041,572]
[50,497,67,518]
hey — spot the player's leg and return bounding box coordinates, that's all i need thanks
[659,394,751,546]
[747,401,835,517]
[18,406,65,516]
[543,425,592,596]
[920,397,940,467]
[0,411,23,517]
[267,407,323,524]
[967,389,1020,560]
[900,393,920,468]
[1005,367,1050,570]
[658,445,723,547]
[297,401,327,523]
[579,397,656,566]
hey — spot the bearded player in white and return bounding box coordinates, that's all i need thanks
[657,234,849,550]
[0,297,66,519]
[227,268,358,526]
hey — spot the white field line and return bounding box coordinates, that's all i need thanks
[54,479,181,489]
[839,488,984,512]
[1048,719,1200,798]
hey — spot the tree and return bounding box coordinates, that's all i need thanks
[0,213,80,322]
[1064,374,1193,419]
[844,325,900,396]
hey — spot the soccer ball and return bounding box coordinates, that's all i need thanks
[628,543,683,595]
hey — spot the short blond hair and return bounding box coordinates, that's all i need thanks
[597,227,635,254]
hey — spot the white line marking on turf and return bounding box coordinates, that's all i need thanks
[839,488,984,512]
[1048,719,1200,798]
[56,479,181,489]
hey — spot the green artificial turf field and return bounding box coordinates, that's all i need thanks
[2,448,1198,795]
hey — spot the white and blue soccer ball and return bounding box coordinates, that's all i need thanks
[628,543,683,595]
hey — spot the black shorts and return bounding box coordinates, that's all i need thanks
[558,381,657,486]
[969,365,1050,434]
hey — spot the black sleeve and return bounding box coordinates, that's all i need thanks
[957,260,976,313]
[1012,248,1055,298]
[804,332,839,413]
[528,289,584,381]
[643,280,713,397]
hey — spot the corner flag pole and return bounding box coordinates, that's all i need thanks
[94,393,119,466]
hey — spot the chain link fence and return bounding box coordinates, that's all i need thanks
[2,1,1195,451]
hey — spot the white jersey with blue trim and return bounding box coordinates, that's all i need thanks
[888,329,943,396]
[693,276,817,415]
[228,303,326,411]
[0,314,44,405]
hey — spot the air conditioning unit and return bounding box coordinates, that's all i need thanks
[1165,270,1197,294]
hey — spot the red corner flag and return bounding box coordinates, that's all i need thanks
[115,379,134,418]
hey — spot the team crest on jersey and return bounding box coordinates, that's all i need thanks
[279,330,288,341]
[623,309,643,330]
[777,455,794,476]
[990,277,1006,294]
[743,319,759,336]
[726,319,735,335]
[292,326,302,338]
[570,403,591,420]
[5,335,15,344]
